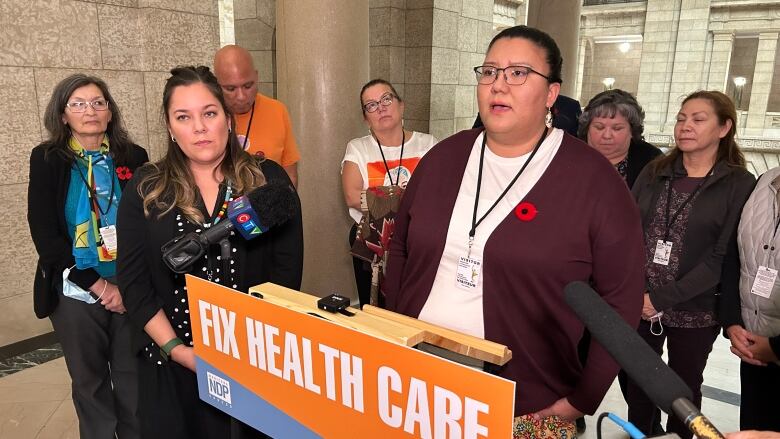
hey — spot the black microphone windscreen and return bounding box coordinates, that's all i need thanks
[246,181,297,229]
[564,281,693,413]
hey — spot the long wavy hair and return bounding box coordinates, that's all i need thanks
[651,90,745,176]
[139,66,265,223]
[42,73,134,164]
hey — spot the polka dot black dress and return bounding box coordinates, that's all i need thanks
[143,186,238,365]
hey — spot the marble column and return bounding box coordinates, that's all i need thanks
[636,0,680,133]
[526,0,582,97]
[663,0,712,132]
[276,0,369,299]
[746,32,779,135]
[707,32,734,92]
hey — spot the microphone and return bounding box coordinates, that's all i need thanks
[563,281,725,439]
[161,181,297,273]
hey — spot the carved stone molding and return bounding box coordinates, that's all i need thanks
[645,132,780,151]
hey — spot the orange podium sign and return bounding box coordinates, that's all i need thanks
[186,275,515,438]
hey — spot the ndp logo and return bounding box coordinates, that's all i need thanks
[207,371,232,406]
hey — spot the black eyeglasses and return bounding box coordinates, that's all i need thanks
[362,93,396,113]
[473,65,551,85]
[65,99,110,113]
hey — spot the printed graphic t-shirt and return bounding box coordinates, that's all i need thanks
[341,131,438,223]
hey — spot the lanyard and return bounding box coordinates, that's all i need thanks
[74,154,116,220]
[375,131,406,186]
[468,128,547,254]
[240,101,256,151]
[662,165,714,241]
[211,184,233,225]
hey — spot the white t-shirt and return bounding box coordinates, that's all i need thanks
[341,131,438,223]
[418,129,564,338]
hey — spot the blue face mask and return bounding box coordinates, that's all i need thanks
[62,266,97,304]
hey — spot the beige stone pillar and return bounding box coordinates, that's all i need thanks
[707,32,734,92]
[746,32,779,135]
[526,0,582,97]
[276,0,369,299]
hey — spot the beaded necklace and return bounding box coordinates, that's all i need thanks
[212,184,233,225]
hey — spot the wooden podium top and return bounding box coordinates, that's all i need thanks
[248,283,512,366]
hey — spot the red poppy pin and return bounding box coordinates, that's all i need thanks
[515,201,537,221]
[116,166,133,181]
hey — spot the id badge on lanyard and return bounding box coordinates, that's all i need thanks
[99,225,118,253]
[456,255,482,291]
[654,171,712,266]
[751,265,778,298]
[653,240,673,266]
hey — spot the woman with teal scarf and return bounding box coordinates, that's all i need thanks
[27,74,148,439]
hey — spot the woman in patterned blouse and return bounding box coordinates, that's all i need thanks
[627,90,755,438]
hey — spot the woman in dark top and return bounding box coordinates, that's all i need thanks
[383,25,645,438]
[577,88,665,433]
[628,90,756,438]
[579,89,663,188]
[27,74,148,439]
[117,66,302,439]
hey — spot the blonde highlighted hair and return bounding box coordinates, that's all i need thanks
[139,66,266,224]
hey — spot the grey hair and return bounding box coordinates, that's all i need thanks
[578,89,645,141]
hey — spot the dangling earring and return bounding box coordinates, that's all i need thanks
[170,134,176,143]
[545,107,553,129]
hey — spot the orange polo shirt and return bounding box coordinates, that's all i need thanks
[234,94,301,166]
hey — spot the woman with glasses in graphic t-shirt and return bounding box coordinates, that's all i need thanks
[341,79,437,307]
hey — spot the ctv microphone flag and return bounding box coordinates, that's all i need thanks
[228,195,267,240]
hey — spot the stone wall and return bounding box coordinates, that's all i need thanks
[430,0,495,141]
[768,43,780,112]
[578,2,645,104]
[234,0,277,97]
[726,37,759,111]
[369,0,494,141]
[580,40,643,106]
[0,0,221,348]
[369,0,414,129]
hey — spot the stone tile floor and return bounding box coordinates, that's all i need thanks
[0,337,741,438]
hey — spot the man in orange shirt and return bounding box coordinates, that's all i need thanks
[214,45,300,187]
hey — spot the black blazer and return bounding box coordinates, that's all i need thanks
[625,138,663,189]
[632,156,755,312]
[27,143,149,318]
[117,159,303,353]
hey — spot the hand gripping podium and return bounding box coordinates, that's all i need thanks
[186,275,515,438]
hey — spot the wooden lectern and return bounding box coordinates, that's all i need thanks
[249,283,512,367]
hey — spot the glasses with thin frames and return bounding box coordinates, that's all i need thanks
[362,93,396,113]
[65,99,110,113]
[473,65,551,86]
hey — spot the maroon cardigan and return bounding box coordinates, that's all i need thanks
[384,129,645,416]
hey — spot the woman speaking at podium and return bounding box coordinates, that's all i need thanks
[383,25,646,438]
[117,66,302,439]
